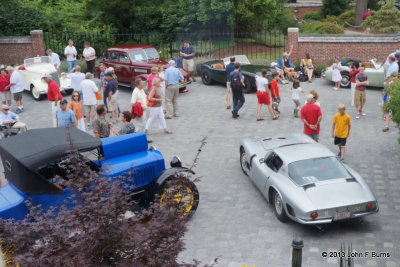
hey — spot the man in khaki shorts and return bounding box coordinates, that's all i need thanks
[354,66,369,119]
[180,40,196,82]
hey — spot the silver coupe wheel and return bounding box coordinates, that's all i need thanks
[272,190,289,222]
[240,148,249,176]
[274,193,283,215]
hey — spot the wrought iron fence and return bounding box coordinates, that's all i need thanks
[44,31,286,64]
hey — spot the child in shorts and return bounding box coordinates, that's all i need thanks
[270,72,281,113]
[291,79,304,118]
[331,104,351,161]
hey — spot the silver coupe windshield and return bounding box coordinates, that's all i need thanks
[288,157,352,186]
[129,48,160,62]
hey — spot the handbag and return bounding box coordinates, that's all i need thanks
[96,92,103,100]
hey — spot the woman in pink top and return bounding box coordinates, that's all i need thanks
[147,66,159,91]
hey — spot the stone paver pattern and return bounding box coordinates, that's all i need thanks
[5,77,400,267]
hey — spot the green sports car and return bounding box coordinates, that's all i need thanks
[196,55,275,93]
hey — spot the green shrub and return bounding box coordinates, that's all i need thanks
[300,21,344,34]
[363,0,400,34]
[303,11,323,21]
[314,63,326,78]
[338,9,356,26]
[322,0,351,17]
[323,15,341,25]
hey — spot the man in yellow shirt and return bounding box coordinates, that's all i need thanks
[332,104,351,162]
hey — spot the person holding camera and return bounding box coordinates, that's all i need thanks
[349,62,360,107]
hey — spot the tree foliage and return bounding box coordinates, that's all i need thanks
[322,0,351,17]
[0,0,46,36]
[2,0,293,36]
[363,0,400,33]
[0,140,208,266]
[384,77,400,141]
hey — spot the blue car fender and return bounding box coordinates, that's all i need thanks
[155,167,195,188]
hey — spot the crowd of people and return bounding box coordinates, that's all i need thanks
[0,38,398,161]
[225,49,399,162]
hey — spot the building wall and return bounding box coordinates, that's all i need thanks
[287,28,399,64]
[285,1,323,21]
[0,30,45,65]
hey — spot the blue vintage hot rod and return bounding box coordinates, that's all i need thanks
[0,128,199,220]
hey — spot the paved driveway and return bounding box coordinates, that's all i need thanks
[7,78,400,267]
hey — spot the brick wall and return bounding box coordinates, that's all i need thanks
[285,1,323,21]
[0,30,45,65]
[287,28,399,64]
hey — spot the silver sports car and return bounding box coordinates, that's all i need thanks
[239,133,378,225]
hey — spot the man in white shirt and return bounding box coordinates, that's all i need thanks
[83,42,96,73]
[64,39,77,72]
[46,49,61,73]
[130,79,148,132]
[386,56,399,78]
[6,66,25,113]
[80,72,99,126]
[69,66,86,116]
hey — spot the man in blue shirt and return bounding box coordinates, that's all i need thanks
[180,40,196,82]
[164,60,184,119]
[56,99,77,128]
[0,104,27,133]
[225,57,236,109]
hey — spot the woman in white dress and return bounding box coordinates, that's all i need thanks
[157,64,167,113]
[332,56,342,90]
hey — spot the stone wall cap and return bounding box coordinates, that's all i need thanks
[0,36,32,44]
[288,28,299,33]
[284,2,323,7]
[30,30,43,35]
[299,34,400,43]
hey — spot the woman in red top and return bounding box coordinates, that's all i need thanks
[0,68,11,106]
[349,62,360,107]
[147,66,159,91]
[69,92,85,131]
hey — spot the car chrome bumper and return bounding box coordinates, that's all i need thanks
[178,80,192,89]
[295,207,379,225]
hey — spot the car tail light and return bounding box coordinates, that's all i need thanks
[366,203,373,210]
[310,212,318,219]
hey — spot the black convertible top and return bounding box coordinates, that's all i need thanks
[0,128,101,194]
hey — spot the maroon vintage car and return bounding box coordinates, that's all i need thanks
[97,44,191,91]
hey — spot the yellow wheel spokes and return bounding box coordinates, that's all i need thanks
[160,184,195,217]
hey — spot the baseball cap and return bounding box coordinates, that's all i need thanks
[60,99,68,105]
[1,104,9,110]
[168,60,176,65]
[104,72,113,77]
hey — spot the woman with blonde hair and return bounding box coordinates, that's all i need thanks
[147,66,159,92]
[301,53,314,83]
[145,78,171,134]
[157,64,166,112]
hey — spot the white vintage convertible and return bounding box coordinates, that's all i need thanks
[16,56,72,100]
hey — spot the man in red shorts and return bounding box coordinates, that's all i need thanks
[256,69,278,121]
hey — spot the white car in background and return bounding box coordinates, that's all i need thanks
[16,56,72,100]
[324,58,385,88]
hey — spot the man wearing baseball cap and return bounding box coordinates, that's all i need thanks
[0,104,27,133]
[55,99,77,128]
[43,73,63,127]
[164,60,184,119]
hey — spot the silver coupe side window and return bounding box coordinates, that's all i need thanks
[288,157,352,186]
